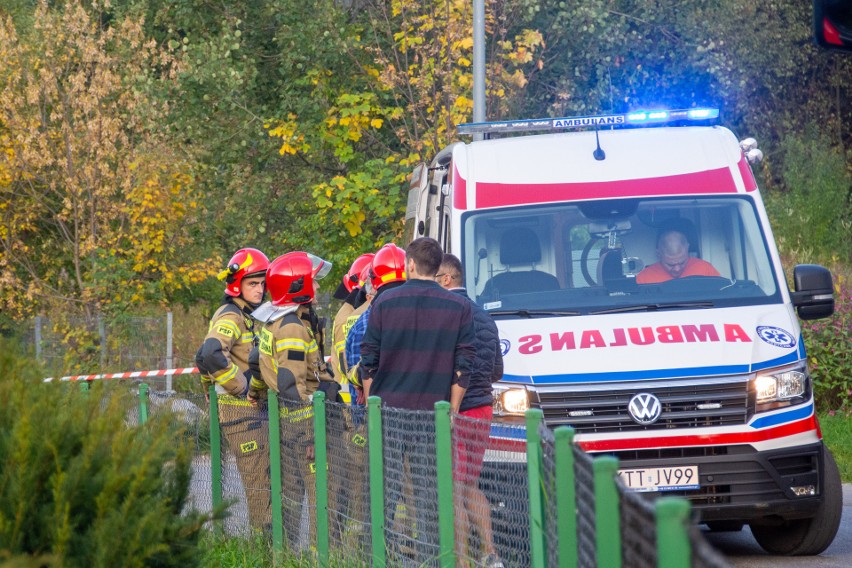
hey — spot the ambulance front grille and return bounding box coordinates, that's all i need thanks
[536,380,749,433]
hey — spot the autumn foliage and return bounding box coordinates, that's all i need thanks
[0,0,850,376]
[0,1,212,323]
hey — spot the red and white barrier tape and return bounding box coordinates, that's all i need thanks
[43,367,199,383]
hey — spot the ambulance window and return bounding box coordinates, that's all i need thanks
[461,196,780,314]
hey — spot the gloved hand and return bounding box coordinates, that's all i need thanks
[247,373,266,407]
[247,388,261,407]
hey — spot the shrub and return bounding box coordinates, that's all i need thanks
[802,272,852,412]
[764,129,852,265]
[0,338,213,567]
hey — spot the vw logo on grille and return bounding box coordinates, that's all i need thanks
[628,393,662,425]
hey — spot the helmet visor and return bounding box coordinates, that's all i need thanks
[307,253,333,280]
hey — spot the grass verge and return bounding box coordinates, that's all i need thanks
[819,411,852,483]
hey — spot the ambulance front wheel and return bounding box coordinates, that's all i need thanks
[749,445,843,555]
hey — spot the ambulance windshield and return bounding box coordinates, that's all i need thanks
[462,196,780,314]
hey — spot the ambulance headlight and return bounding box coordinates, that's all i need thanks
[754,368,809,411]
[494,387,530,416]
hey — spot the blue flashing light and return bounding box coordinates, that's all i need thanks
[457,107,720,135]
[688,108,719,119]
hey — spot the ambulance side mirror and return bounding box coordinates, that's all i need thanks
[791,264,835,320]
[814,0,852,52]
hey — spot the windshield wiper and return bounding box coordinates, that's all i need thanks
[487,309,581,318]
[590,301,714,315]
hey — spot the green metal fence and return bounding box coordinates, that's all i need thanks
[129,383,732,567]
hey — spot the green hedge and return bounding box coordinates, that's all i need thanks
[0,339,213,567]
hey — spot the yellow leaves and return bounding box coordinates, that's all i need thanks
[456,37,474,50]
[370,118,384,129]
[453,95,473,112]
[267,116,309,156]
[344,210,366,237]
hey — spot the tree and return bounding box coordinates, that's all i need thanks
[263,0,544,272]
[0,0,212,324]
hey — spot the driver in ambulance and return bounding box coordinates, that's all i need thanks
[636,228,720,284]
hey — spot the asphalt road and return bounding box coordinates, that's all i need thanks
[705,484,852,568]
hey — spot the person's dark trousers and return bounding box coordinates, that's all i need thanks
[383,417,439,566]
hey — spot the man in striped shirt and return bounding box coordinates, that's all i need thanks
[359,237,475,565]
[360,237,475,411]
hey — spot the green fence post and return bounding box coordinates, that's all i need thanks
[434,401,455,568]
[313,390,329,567]
[80,380,90,393]
[525,409,546,568]
[367,396,386,568]
[593,456,621,568]
[554,427,577,568]
[208,385,222,534]
[138,383,149,425]
[656,497,691,568]
[268,389,284,560]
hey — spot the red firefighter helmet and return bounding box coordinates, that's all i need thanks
[267,252,324,306]
[369,243,406,290]
[344,253,375,293]
[218,248,270,297]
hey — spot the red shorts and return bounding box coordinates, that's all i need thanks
[453,405,493,483]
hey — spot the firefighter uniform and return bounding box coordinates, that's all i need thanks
[331,301,355,400]
[198,297,271,531]
[252,303,339,549]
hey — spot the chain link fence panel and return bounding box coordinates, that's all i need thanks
[575,444,597,567]
[478,422,532,568]
[618,482,659,568]
[325,400,372,564]
[51,381,737,567]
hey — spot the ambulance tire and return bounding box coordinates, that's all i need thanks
[749,446,843,556]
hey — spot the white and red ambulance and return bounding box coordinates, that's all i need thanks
[404,109,841,555]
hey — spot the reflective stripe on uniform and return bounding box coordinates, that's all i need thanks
[218,394,253,407]
[275,337,318,353]
[240,332,254,344]
[212,362,239,385]
[279,405,314,422]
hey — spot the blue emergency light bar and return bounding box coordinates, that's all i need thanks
[457,107,719,135]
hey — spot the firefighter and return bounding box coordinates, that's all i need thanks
[331,253,375,399]
[327,253,374,539]
[196,247,272,532]
[247,251,338,550]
